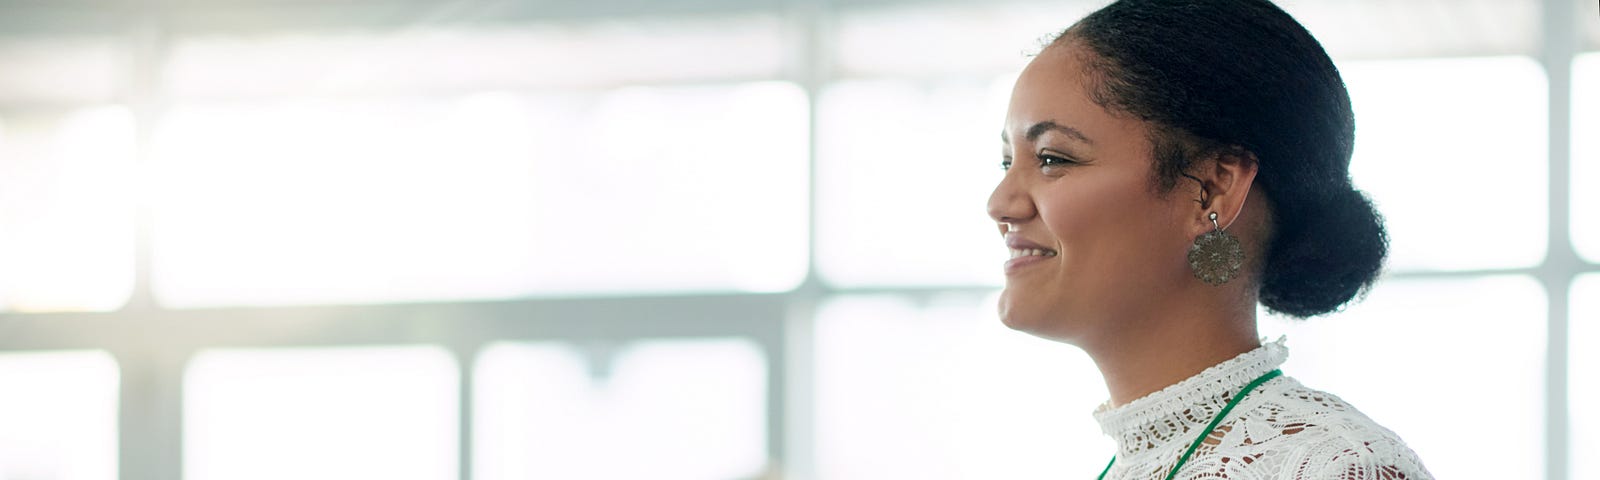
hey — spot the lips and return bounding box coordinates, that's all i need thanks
[1004,234,1057,256]
[1003,233,1057,274]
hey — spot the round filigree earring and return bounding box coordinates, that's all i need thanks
[1188,212,1244,286]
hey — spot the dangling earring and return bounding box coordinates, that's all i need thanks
[1188,212,1244,286]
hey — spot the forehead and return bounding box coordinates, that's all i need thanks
[1005,45,1145,146]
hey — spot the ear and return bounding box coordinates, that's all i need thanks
[1187,146,1259,236]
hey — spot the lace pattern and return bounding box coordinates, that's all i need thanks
[1090,336,1435,480]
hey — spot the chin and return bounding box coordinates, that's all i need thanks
[996,289,1047,333]
[996,288,1079,343]
[997,307,1033,333]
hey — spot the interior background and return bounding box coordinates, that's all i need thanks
[0,0,1594,479]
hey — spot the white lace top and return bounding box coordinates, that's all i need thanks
[1091,336,1434,480]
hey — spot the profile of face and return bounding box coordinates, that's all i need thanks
[987,44,1216,344]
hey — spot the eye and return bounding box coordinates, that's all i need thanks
[1039,153,1078,167]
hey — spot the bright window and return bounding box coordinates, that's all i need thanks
[1260,275,1547,480]
[152,83,808,307]
[1570,274,1599,480]
[832,4,1092,78]
[0,350,118,480]
[0,38,125,104]
[1573,53,1600,262]
[1280,0,1537,59]
[164,16,786,97]
[1341,56,1548,272]
[814,293,1110,479]
[0,106,135,312]
[474,339,768,480]
[815,77,1011,287]
[183,346,458,480]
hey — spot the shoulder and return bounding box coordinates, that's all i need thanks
[1237,376,1436,480]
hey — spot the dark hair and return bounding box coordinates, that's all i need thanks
[1054,0,1387,318]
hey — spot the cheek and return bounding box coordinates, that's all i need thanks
[1038,175,1183,273]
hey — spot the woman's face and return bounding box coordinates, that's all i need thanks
[987,45,1197,342]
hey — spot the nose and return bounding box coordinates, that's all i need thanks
[987,169,1036,231]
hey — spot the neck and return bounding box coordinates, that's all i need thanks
[1084,305,1261,408]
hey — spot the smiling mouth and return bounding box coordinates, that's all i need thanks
[1009,248,1058,259]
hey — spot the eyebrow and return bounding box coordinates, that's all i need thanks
[1000,120,1095,145]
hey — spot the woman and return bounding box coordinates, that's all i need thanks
[986,0,1434,479]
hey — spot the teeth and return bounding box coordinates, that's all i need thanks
[1009,248,1058,259]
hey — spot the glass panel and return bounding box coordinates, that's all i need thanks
[184,346,457,480]
[832,0,1539,78]
[1571,274,1599,480]
[833,4,1095,78]
[0,106,135,312]
[814,293,1111,479]
[165,16,784,98]
[474,339,767,480]
[1279,0,1537,59]
[1342,56,1547,271]
[1260,275,1547,480]
[815,77,1010,287]
[1574,53,1600,262]
[153,82,807,307]
[0,38,125,104]
[0,350,118,480]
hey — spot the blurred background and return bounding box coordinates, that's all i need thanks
[0,0,1594,478]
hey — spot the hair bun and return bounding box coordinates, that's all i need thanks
[1259,188,1388,318]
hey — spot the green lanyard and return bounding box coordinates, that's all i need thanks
[1096,369,1283,480]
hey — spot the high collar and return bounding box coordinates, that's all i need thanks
[1091,335,1290,460]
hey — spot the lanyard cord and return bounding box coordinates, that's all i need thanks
[1096,369,1283,480]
